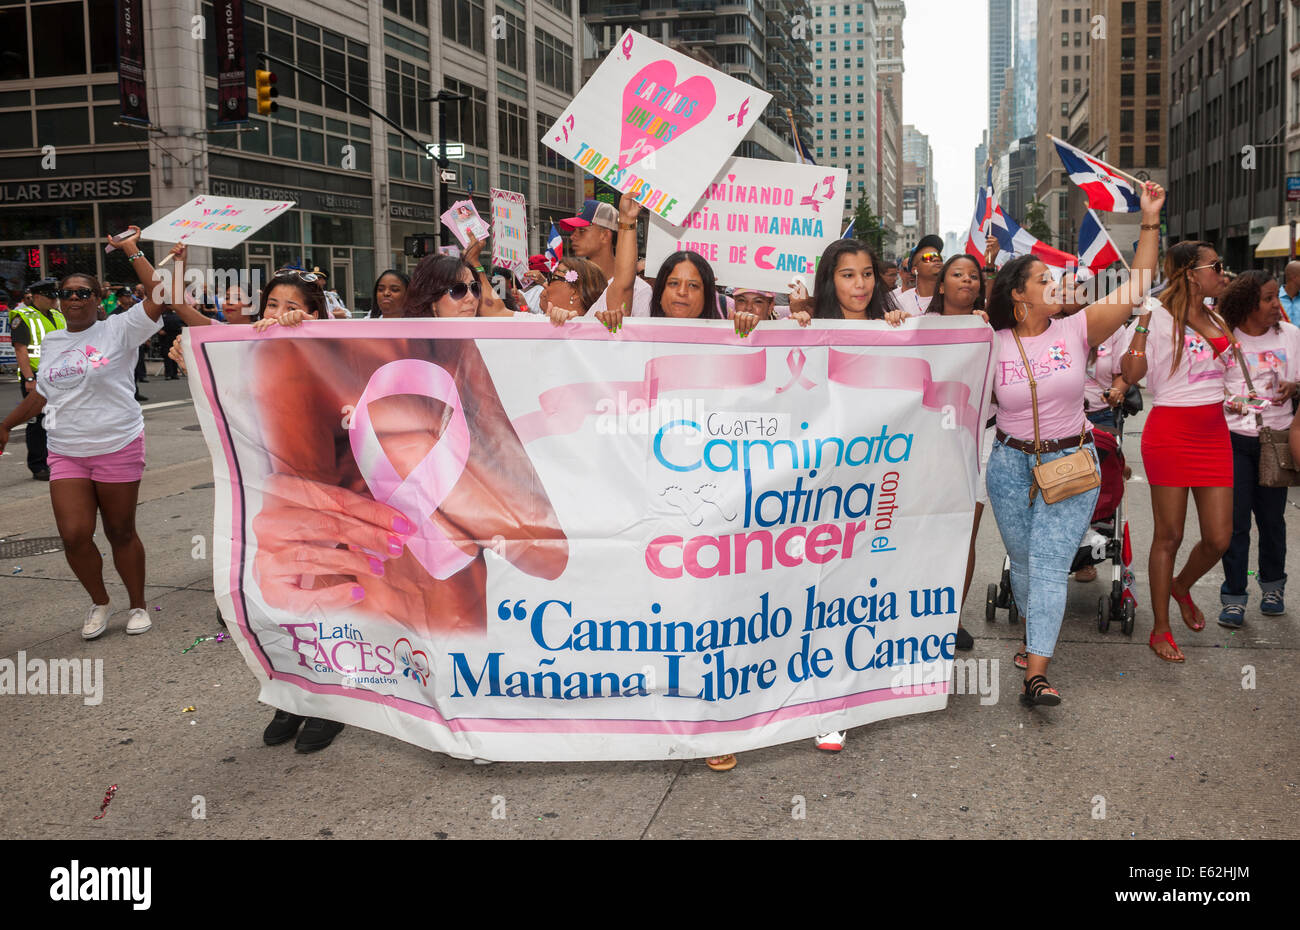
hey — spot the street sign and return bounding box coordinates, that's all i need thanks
[1287,176,1300,202]
[439,169,457,183]
[425,142,466,160]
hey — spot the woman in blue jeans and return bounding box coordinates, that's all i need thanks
[985,183,1166,704]
[1216,271,1298,627]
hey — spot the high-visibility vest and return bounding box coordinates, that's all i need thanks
[10,305,67,369]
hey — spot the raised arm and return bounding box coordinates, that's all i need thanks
[606,191,642,324]
[107,226,168,323]
[161,244,215,327]
[464,235,509,317]
[1082,182,1166,347]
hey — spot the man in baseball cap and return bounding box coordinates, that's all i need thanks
[560,198,653,319]
[896,235,945,316]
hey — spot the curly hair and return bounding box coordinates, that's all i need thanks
[556,257,608,312]
[1218,270,1279,333]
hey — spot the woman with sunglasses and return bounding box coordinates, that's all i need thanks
[926,253,990,651]
[369,270,410,319]
[986,182,1165,703]
[0,226,186,640]
[1121,242,1233,662]
[894,239,944,317]
[404,234,507,318]
[542,258,609,323]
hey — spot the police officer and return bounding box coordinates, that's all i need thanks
[9,278,66,480]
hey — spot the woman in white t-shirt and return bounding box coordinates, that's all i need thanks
[1121,241,1233,662]
[0,228,174,639]
[1215,271,1299,627]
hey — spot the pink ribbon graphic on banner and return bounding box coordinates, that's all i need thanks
[349,360,473,580]
[775,348,816,393]
[512,350,768,443]
[827,349,981,444]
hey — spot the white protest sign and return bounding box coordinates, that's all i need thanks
[139,195,295,248]
[543,29,772,227]
[490,188,529,280]
[645,157,848,292]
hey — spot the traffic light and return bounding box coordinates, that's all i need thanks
[255,69,278,116]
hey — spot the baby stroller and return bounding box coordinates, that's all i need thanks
[985,388,1141,635]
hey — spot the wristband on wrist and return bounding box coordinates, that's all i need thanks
[127,250,145,261]
[1134,325,1149,334]
[618,221,636,231]
[1140,223,1160,231]
[1127,349,1146,358]
[472,265,486,274]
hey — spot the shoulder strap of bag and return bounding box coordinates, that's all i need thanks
[1223,327,1266,432]
[1011,328,1043,461]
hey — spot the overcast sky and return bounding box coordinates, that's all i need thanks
[901,0,989,240]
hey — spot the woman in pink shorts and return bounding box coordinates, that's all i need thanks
[0,227,183,639]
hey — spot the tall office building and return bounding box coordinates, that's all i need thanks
[988,0,1013,153]
[1012,0,1038,138]
[1168,0,1285,268]
[902,124,937,248]
[810,1,879,230]
[878,87,901,254]
[0,0,584,310]
[1035,1,1093,250]
[1288,0,1300,208]
[875,0,905,249]
[582,0,806,163]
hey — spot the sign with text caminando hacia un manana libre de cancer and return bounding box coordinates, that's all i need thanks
[185,316,994,761]
[490,189,529,281]
[543,29,773,228]
[645,157,848,292]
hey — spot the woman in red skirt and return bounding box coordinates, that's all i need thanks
[1123,241,1233,661]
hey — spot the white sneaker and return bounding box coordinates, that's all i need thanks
[814,731,846,752]
[125,607,152,635]
[82,603,111,640]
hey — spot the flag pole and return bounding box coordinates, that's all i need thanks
[1047,133,1147,190]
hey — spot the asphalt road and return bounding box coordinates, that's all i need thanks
[1,366,1296,839]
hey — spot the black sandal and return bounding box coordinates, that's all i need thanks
[1020,674,1061,706]
[1013,646,1028,670]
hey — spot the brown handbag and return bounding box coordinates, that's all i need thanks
[1011,329,1101,504]
[1226,341,1300,488]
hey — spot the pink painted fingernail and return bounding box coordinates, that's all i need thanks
[392,516,415,534]
[387,535,404,556]
[350,586,365,602]
[368,558,384,576]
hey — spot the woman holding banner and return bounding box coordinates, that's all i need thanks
[926,253,989,650]
[405,235,509,318]
[0,227,192,640]
[1121,241,1233,662]
[985,182,1164,703]
[369,271,411,319]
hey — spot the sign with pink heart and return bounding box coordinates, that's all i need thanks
[543,29,772,228]
[644,156,849,293]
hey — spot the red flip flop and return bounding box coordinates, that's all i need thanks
[1171,588,1205,632]
[1148,630,1185,663]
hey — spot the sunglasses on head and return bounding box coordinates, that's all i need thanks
[1193,261,1224,275]
[274,269,321,284]
[57,287,95,300]
[435,281,481,301]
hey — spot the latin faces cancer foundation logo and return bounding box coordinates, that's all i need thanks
[42,348,90,391]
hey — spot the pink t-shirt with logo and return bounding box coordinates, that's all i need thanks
[1223,321,1300,437]
[1144,298,1233,407]
[34,303,162,457]
[993,309,1091,441]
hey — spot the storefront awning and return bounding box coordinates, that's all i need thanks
[1254,224,1299,259]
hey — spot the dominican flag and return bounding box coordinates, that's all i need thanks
[965,165,999,263]
[1052,137,1141,213]
[841,219,855,239]
[988,203,1078,272]
[1075,210,1122,280]
[544,222,563,271]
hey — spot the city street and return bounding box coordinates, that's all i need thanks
[1,366,1295,840]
